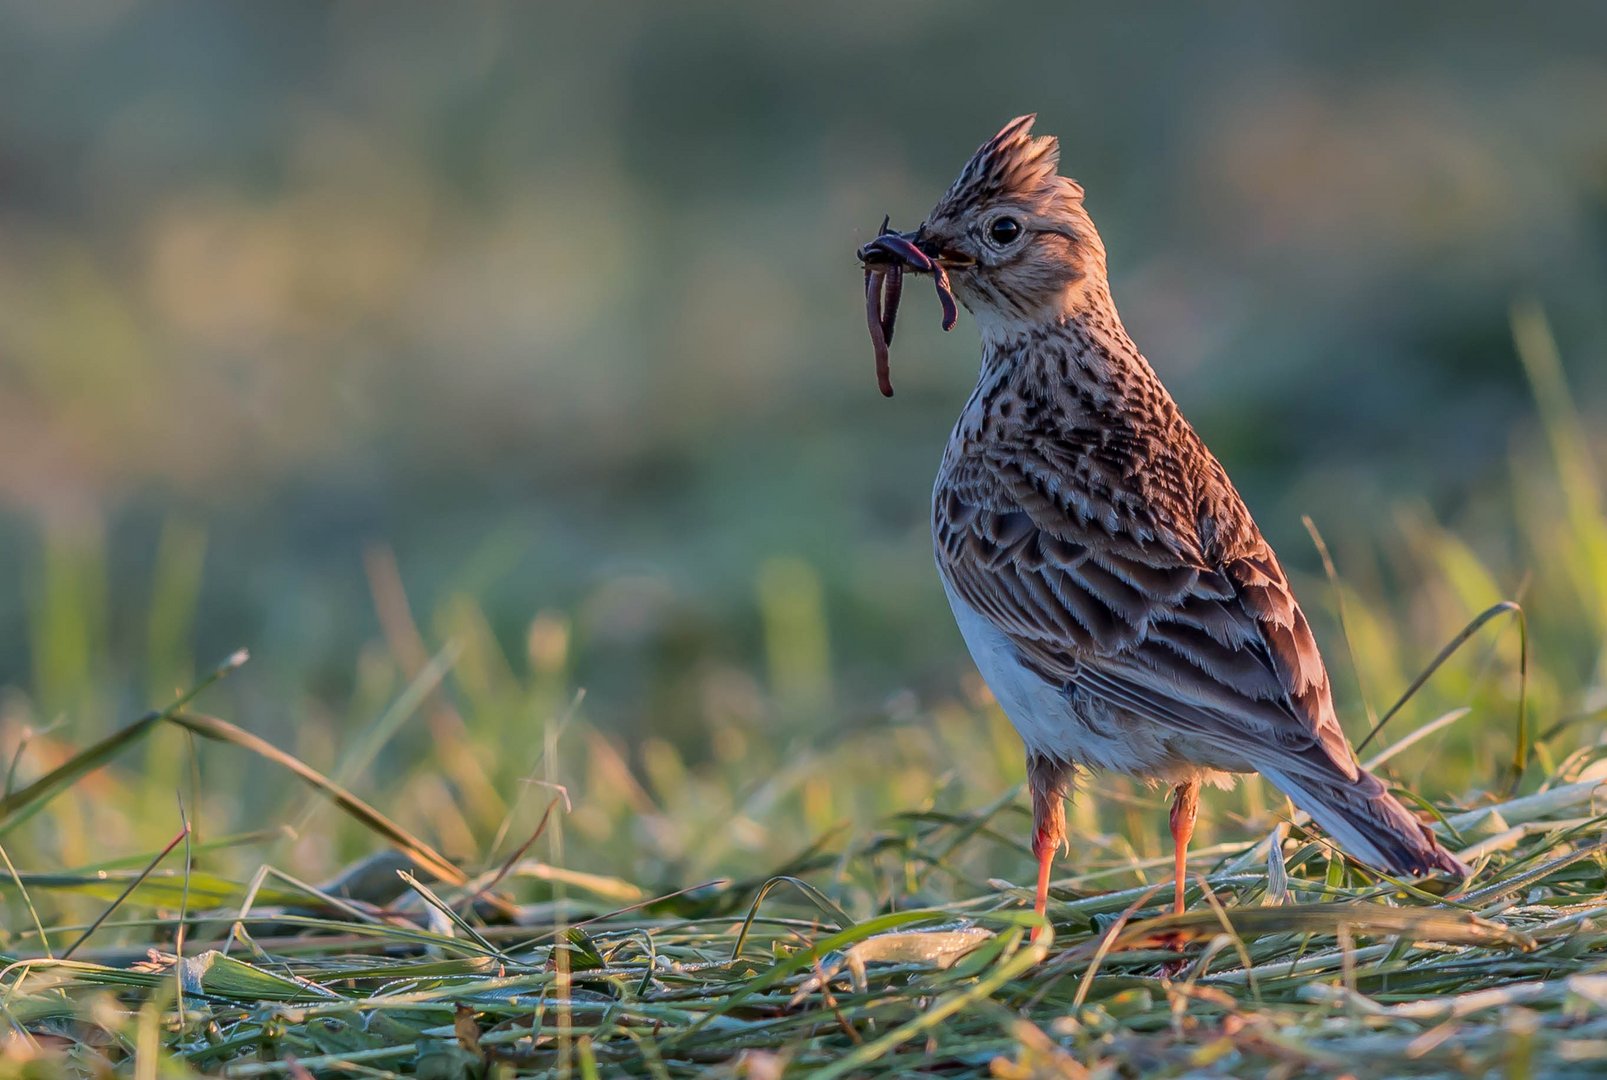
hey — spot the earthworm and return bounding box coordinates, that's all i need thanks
[856,218,958,397]
[865,263,894,397]
[879,259,902,345]
[930,264,958,331]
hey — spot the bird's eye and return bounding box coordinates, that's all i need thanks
[987,216,1023,246]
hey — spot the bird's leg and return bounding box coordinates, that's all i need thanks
[1031,825,1057,935]
[1169,779,1201,917]
[1028,756,1071,944]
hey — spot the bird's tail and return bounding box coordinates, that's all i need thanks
[1257,763,1469,878]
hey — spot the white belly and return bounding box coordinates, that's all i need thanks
[941,580,1153,773]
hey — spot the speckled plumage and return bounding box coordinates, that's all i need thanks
[897,116,1466,922]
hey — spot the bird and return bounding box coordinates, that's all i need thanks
[862,115,1468,936]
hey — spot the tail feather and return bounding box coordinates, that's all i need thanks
[1258,764,1469,878]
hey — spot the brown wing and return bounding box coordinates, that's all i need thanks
[935,450,1359,783]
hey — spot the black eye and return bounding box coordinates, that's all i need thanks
[988,217,1022,246]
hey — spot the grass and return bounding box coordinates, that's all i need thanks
[1,309,1605,1077]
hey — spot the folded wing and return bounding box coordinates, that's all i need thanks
[935,451,1357,786]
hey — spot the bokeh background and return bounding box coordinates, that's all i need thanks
[1,3,1603,894]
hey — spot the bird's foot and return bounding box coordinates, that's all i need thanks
[1153,927,1192,977]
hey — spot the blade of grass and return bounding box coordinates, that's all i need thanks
[0,838,51,958]
[1303,516,1379,734]
[463,794,563,912]
[1105,901,1534,953]
[166,710,468,888]
[174,795,193,1015]
[729,875,855,961]
[396,871,503,960]
[1361,708,1471,771]
[1355,601,1525,756]
[289,640,461,842]
[0,869,301,909]
[0,650,248,834]
[4,718,63,799]
[61,820,190,960]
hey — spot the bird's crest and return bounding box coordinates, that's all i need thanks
[935,115,1083,214]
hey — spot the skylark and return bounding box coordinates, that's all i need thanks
[858,115,1468,934]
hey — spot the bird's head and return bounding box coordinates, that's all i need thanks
[913,115,1107,336]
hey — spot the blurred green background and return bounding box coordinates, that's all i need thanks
[0,4,1603,892]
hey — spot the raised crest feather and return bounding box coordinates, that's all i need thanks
[937,114,1082,212]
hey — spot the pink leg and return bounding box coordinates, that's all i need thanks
[1169,780,1201,917]
[1032,827,1056,937]
[1028,756,1070,944]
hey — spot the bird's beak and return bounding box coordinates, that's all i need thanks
[915,228,977,271]
[858,225,974,274]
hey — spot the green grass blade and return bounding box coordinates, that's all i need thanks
[167,710,468,887]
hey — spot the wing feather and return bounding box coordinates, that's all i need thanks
[936,450,1358,783]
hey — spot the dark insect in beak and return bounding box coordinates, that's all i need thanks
[857,217,959,397]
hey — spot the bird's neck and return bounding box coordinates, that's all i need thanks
[974,283,1164,412]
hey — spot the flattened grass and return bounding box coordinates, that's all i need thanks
[1,666,1604,1077]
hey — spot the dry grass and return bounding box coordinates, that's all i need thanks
[2,682,1605,1078]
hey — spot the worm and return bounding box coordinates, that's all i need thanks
[930,264,958,331]
[857,218,959,397]
[865,263,894,397]
[879,259,902,345]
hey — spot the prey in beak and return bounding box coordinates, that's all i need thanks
[857,218,960,397]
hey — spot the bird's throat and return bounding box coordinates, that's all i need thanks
[975,288,1146,403]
